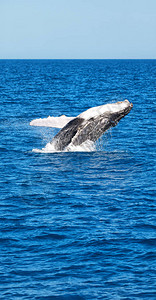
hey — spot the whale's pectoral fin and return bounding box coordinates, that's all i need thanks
[50,117,84,151]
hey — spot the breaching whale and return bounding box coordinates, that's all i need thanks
[50,100,133,151]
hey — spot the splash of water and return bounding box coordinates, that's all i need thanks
[32,139,96,153]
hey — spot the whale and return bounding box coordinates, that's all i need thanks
[50,100,133,151]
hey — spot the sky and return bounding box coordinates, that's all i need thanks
[0,0,156,59]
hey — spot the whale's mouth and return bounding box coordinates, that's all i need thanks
[124,102,133,115]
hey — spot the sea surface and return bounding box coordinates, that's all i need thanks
[0,59,156,300]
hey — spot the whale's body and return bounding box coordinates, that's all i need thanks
[50,100,133,151]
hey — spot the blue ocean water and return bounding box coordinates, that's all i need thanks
[0,59,156,300]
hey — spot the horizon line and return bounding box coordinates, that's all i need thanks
[0,58,156,60]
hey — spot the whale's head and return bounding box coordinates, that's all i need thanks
[114,99,133,116]
[105,99,133,126]
[79,99,133,125]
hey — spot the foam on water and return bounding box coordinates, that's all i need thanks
[33,139,96,153]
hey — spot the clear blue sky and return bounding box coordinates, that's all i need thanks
[0,0,156,59]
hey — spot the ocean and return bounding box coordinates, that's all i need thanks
[0,59,156,299]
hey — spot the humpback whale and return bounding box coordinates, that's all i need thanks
[50,100,133,151]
